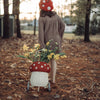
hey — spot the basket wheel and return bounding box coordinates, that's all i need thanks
[48,82,51,92]
[26,81,30,92]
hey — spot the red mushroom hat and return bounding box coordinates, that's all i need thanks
[30,61,51,73]
[39,0,54,11]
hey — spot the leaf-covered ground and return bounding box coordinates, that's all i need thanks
[0,34,100,100]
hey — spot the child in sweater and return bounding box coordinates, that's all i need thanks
[39,0,65,83]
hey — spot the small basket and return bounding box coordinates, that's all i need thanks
[27,61,51,92]
[30,72,49,87]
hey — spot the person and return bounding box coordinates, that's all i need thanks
[39,0,65,83]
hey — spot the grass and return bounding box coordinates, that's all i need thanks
[21,30,100,41]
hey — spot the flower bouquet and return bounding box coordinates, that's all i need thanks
[18,40,67,91]
[19,40,66,63]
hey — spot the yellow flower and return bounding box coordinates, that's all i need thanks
[29,49,35,53]
[34,44,40,48]
[50,53,55,56]
[42,48,47,52]
[54,54,60,60]
[47,55,52,60]
[24,53,29,57]
[61,55,67,58]
[46,42,50,46]
[23,44,29,51]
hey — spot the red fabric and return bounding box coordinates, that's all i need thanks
[30,61,51,73]
[39,0,53,11]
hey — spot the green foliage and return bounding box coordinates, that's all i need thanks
[71,0,87,24]
[90,20,100,35]
[72,0,99,24]
[73,22,85,35]
[18,55,26,58]
[92,0,100,5]
[71,0,99,36]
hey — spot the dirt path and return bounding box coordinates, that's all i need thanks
[0,34,100,100]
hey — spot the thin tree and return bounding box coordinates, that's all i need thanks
[34,12,36,36]
[84,0,91,42]
[3,0,9,38]
[13,0,22,38]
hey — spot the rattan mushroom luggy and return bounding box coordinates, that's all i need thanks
[28,61,51,91]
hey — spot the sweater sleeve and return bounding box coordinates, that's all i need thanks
[58,16,65,39]
[39,18,45,48]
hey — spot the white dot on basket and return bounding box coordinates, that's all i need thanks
[30,67,32,69]
[35,67,38,69]
[47,67,49,70]
[41,65,43,68]
[38,62,40,64]
[33,64,35,66]
[44,64,46,66]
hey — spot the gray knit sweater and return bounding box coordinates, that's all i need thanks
[39,13,65,53]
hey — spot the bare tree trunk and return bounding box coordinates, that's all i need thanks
[3,0,9,38]
[34,18,36,36]
[16,14,22,38]
[12,0,16,33]
[84,0,91,42]
[13,0,22,38]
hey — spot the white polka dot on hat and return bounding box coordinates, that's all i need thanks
[47,6,51,10]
